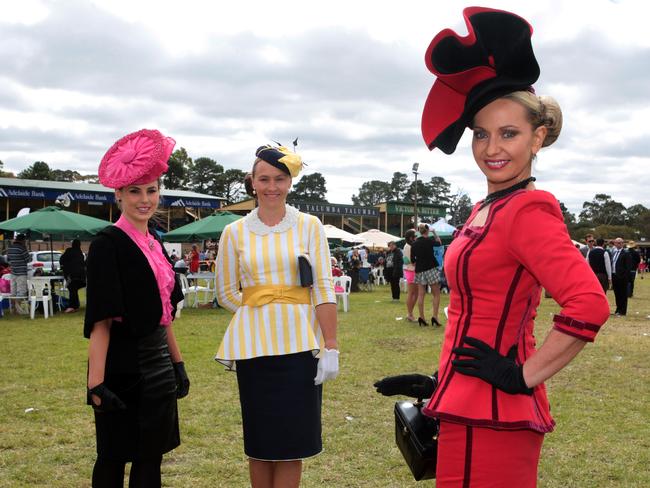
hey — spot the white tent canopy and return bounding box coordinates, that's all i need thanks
[354,229,401,249]
[430,218,456,234]
[323,224,365,242]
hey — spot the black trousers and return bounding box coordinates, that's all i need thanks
[628,271,637,297]
[92,455,162,488]
[612,273,628,315]
[594,272,609,293]
[67,279,85,309]
[390,274,401,300]
[349,268,360,292]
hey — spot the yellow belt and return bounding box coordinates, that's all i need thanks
[241,285,311,307]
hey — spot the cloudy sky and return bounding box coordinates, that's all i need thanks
[1,0,648,215]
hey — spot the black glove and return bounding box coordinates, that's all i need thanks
[374,372,438,399]
[452,337,533,395]
[173,361,190,399]
[87,383,127,412]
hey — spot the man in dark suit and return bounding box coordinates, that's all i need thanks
[611,237,634,316]
[627,242,641,297]
[588,238,611,293]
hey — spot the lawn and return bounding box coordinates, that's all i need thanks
[0,279,648,487]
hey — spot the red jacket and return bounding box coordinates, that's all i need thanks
[189,250,200,273]
[423,190,609,432]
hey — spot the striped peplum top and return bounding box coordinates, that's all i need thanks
[214,205,336,369]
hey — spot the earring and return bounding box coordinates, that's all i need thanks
[252,189,257,196]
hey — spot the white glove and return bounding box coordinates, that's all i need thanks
[314,349,339,385]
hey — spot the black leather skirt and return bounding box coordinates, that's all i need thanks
[94,326,179,461]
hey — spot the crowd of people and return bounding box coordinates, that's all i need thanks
[0,234,87,314]
[2,7,645,488]
[580,234,645,316]
[169,240,218,274]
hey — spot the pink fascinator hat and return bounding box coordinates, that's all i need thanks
[99,129,176,189]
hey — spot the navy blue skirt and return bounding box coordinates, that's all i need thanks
[236,351,322,461]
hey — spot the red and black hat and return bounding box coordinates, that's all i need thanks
[421,7,540,154]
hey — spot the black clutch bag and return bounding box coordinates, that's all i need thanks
[394,400,439,481]
[298,254,313,287]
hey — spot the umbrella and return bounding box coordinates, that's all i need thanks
[0,206,112,271]
[354,229,401,249]
[430,218,457,234]
[0,206,112,237]
[323,225,365,243]
[396,230,455,247]
[163,211,242,242]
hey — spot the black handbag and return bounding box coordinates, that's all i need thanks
[394,400,439,481]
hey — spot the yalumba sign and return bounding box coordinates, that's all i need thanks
[293,202,379,217]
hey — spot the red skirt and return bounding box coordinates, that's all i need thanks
[436,421,544,488]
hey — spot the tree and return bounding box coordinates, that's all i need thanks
[352,180,392,206]
[389,172,410,201]
[218,168,247,204]
[579,194,626,226]
[448,192,473,226]
[592,224,638,240]
[0,160,14,177]
[426,176,452,209]
[164,147,192,190]
[50,169,83,182]
[288,172,328,203]
[18,161,51,180]
[558,201,576,226]
[625,204,648,227]
[79,174,99,184]
[403,179,433,204]
[634,211,650,240]
[186,157,224,195]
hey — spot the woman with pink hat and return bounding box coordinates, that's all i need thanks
[84,129,189,487]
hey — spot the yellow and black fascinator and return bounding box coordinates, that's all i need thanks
[255,144,304,178]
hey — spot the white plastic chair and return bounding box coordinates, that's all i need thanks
[175,299,184,318]
[334,276,351,312]
[57,279,70,310]
[374,266,387,285]
[179,274,197,308]
[188,274,213,306]
[28,280,53,319]
[0,273,17,314]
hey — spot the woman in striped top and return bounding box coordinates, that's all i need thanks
[215,145,338,488]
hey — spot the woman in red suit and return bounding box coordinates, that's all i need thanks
[375,8,609,487]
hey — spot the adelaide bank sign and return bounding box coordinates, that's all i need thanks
[0,185,220,208]
[0,186,109,202]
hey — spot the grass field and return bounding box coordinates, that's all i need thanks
[0,279,649,487]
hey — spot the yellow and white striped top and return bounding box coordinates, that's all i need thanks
[215,205,336,369]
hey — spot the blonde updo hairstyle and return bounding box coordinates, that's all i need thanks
[243,158,263,198]
[503,91,563,147]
